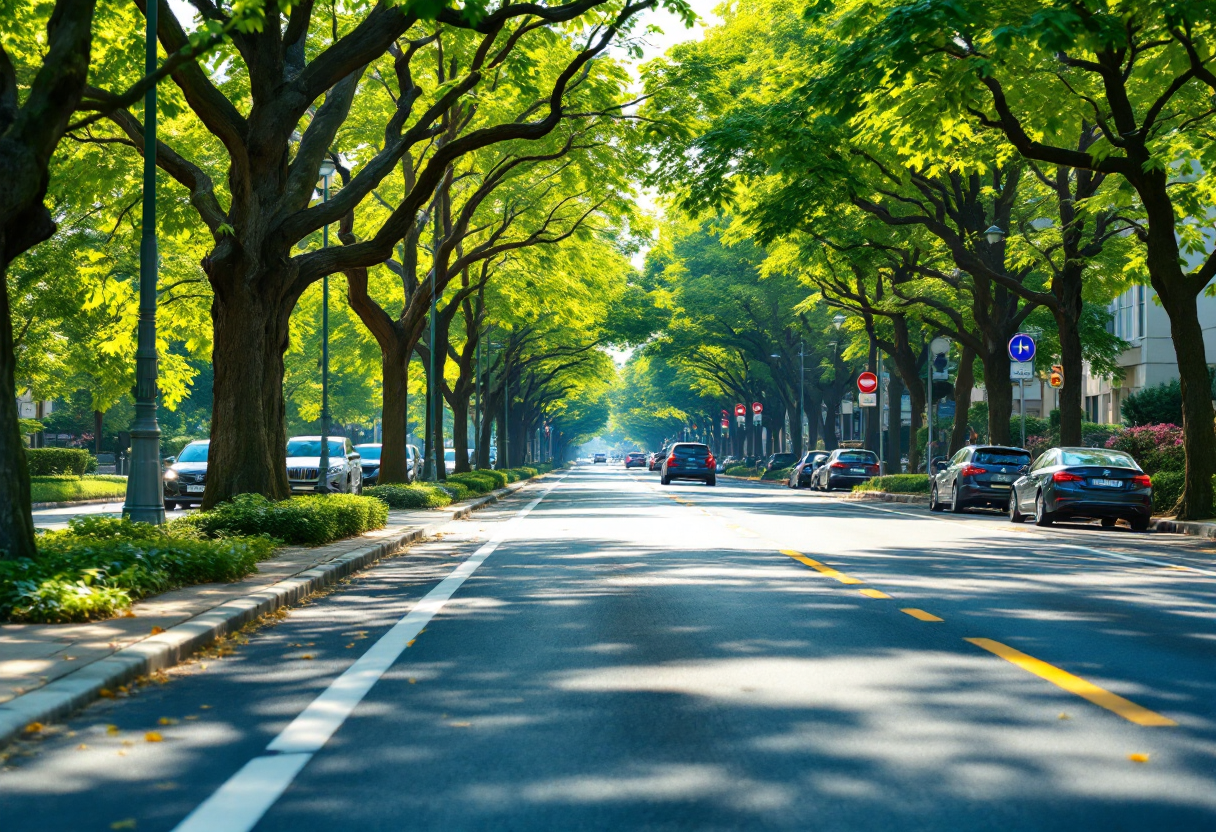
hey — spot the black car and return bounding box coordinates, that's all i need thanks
[163,439,209,509]
[1009,446,1152,530]
[811,448,880,491]
[930,445,1030,513]
[649,447,668,471]
[660,442,716,486]
[788,451,829,488]
[624,452,647,468]
[764,452,798,472]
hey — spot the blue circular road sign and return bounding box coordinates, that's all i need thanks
[1008,333,1036,363]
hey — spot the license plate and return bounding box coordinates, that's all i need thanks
[186,485,205,493]
[851,468,865,473]
[990,474,1012,482]
[1091,478,1122,488]
[989,483,1010,489]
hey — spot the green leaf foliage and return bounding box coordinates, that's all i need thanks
[172,493,388,546]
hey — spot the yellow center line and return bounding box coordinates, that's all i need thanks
[901,608,943,622]
[858,588,891,599]
[781,550,864,585]
[965,638,1177,727]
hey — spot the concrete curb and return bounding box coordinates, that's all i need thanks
[0,478,536,748]
[1149,517,1216,538]
[841,491,931,505]
[31,497,124,510]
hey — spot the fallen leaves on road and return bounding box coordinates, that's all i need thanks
[300,654,314,660]
[122,609,136,618]
[157,717,178,726]
[144,732,163,743]
[99,689,114,698]
[345,643,354,649]
[1058,713,1071,720]
[199,704,211,709]
[448,722,472,728]
[106,725,120,735]
[150,626,165,635]
[152,781,178,791]
[184,715,199,721]
[24,723,43,734]
[77,744,88,750]
[110,819,136,829]
[1129,753,1150,763]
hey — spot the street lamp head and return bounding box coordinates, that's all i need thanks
[984,225,1006,244]
[832,313,846,330]
[318,159,337,180]
[770,353,780,358]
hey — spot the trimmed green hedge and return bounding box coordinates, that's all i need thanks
[1,517,276,623]
[447,472,497,494]
[762,467,792,481]
[723,465,760,478]
[475,468,509,489]
[365,483,453,509]
[1151,471,1185,515]
[854,474,931,494]
[26,447,94,475]
[30,475,127,503]
[170,493,388,545]
[435,481,472,502]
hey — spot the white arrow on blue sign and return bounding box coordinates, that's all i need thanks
[1008,333,1036,363]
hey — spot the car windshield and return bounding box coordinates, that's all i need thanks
[177,443,209,463]
[674,445,708,456]
[355,445,381,461]
[1060,448,1140,468]
[286,439,345,457]
[773,454,795,463]
[974,449,1031,466]
[838,451,877,462]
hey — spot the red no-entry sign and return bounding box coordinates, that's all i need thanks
[857,372,878,394]
[734,403,746,416]
[752,401,763,413]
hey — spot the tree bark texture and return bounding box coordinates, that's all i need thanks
[886,370,903,473]
[949,345,976,455]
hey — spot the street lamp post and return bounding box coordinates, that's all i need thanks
[314,159,336,493]
[124,0,165,524]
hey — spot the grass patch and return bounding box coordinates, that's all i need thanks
[30,475,128,504]
[723,465,760,478]
[364,483,453,509]
[853,474,930,494]
[169,493,388,546]
[761,467,791,481]
[2,517,276,623]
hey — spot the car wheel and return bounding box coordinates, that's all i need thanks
[950,484,966,513]
[930,486,943,512]
[707,477,716,487]
[1008,493,1025,523]
[1101,517,1117,528]
[1034,492,1054,527]
[164,499,177,511]
[1130,516,1150,532]
[661,474,670,485]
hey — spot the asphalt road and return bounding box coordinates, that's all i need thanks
[4,465,1215,831]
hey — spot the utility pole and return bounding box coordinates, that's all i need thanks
[124,0,164,525]
[314,160,335,493]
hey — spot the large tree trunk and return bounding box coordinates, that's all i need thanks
[1055,269,1085,446]
[1159,290,1216,519]
[377,344,410,483]
[450,388,471,473]
[885,370,903,473]
[94,409,103,453]
[204,287,291,508]
[0,256,37,559]
[950,345,976,455]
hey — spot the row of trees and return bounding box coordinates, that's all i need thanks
[1,0,694,559]
[637,0,1216,517]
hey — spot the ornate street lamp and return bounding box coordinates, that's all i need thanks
[124,1,164,524]
[985,225,1006,244]
[315,158,337,493]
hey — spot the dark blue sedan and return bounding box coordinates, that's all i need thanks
[1009,446,1152,530]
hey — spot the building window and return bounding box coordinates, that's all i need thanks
[1137,285,1147,339]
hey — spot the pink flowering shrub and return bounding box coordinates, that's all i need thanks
[1106,424,1185,475]
[1025,434,1054,462]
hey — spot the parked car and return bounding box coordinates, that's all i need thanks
[718,455,738,472]
[930,445,1031,513]
[788,451,829,488]
[764,452,798,473]
[407,445,422,481]
[163,439,209,509]
[1009,446,1152,530]
[594,452,608,463]
[625,452,647,469]
[286,436,363,494]
[660,442,716,486]
[811,448,880,491]
[354,443,384,486]
[649,447,668,471]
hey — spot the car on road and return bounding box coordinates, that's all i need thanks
[660,442,716,486]
[718,455,737,472]
[763,452,798,473]
[811,448,880,491]
[354,443,384,486]
[163,439,210,509]
[624,452,647,468]
[930,445,1031,513]
[594,452,607,463]
[287,436,363,494]
[1008,446,1152,530]
[649,448,668,471]
[787,451,829,488]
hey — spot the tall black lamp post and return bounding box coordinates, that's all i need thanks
[124,1,164,524]
[315,159,336,492]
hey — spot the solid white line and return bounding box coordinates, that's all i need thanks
[171,476,565,832]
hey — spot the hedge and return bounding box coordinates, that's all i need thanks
[1,517,276,623]
[365,484,453,510]
[1151,471,1184,515]
[854,474,931,494]
[30,474,127,504]
[447,471,497,494]
[1106,424,1184,475]
[762,466,791,481]
[435,481,473,502]
[723,465,760,478]
[475,468,509,489]
[25,447,94,476]
[170,493,388,546]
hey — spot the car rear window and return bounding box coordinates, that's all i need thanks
[974,449,1030,465]
[674,444,709,456]
[1060,449,1140,468]
[838,451,877,462]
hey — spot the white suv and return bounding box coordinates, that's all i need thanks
[286,436,363,494]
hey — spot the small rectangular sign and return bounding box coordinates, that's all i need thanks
[859,393,877,406]
[1010,361,1034,380]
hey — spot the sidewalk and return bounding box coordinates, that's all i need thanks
[0,479,534,747]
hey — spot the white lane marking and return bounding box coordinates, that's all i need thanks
[172,475,566,832]
[729,479,1216,576]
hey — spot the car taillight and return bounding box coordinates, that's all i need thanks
[706,454,715,467]
[1053,471,1084,483]
[866,464,879,474]
[960,465,984,477]
[1132,474,1151,487]
[667,455,676,466]
[831,462,848,470]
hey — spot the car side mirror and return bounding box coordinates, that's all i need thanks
[1018,464,1029,473]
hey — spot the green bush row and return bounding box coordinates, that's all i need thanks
[170,493,388,546]
[762,467,791,481]
[29,475,127,504]
[364,483,453,509]
[854,474,931,494]
[723,465,760,478]
[25,447,95,475]
[1,517,276,623]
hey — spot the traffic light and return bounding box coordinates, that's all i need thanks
[1049,365,1063,388]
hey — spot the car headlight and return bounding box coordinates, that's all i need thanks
[328,464,345,474]
[163,469,177,480]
